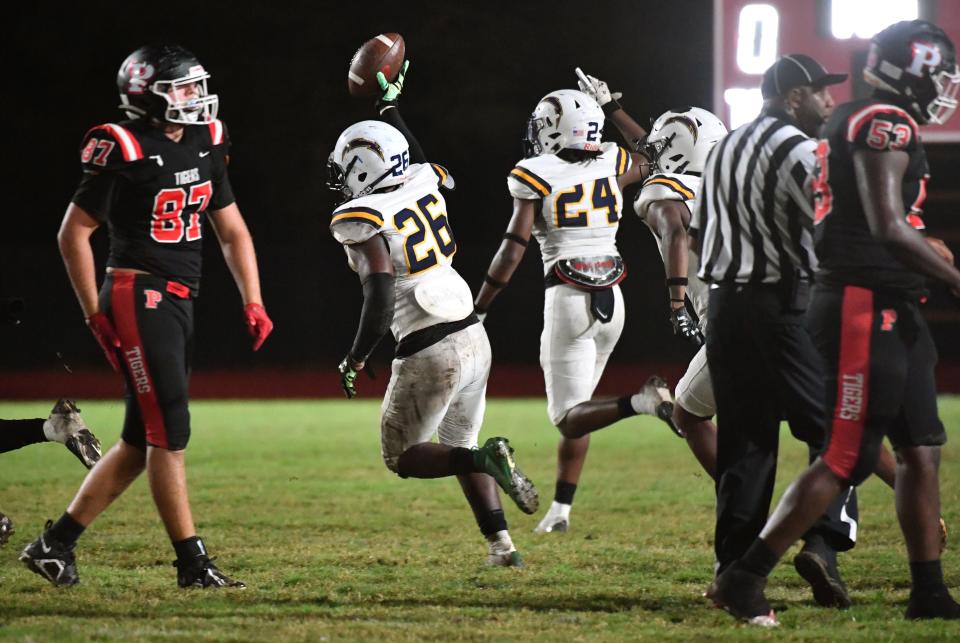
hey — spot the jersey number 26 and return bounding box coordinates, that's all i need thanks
[394,193,456,274]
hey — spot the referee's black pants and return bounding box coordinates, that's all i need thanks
[707,283,858,573]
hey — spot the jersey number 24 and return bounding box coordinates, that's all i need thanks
[554,177,619,228]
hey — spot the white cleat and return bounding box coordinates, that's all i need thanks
[534,501,571,534]
[44,399,102,469]
[486,531,523,567]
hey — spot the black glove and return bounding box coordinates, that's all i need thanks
[338,355,361,399]
[669,306,704,347]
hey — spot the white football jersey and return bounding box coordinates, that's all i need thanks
[507,142,631,274]
[634,172,708,327]
[330,162,474,341]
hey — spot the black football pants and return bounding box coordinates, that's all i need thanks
[707,283,858,574]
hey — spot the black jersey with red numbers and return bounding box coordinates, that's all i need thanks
[71,118,235,287]
[812,97,930,297]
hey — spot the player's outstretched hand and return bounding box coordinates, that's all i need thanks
[376,60,409,111]
[244,303,274,351]
[575,67,622,108]
[338,355,363,399]
[86,312,121,372]
[669,306,704,348]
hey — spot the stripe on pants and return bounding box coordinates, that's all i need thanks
[823,286,873,479]
[111,273,169,449]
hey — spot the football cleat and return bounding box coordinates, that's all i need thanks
[708,565,780,627]
[44,399,102,469]
[19,520,79,587]
[487,534,524,568]
[905,588,960,620]
[175,556,246,588]
[473,437,539,515]
[640,376,683,437]
[534,501,571,534]
[794,548,851,608]
[0,512,13,547]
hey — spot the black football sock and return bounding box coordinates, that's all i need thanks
[0,419,46,453]
[554,481,577,505]
[449,447,479,475]
[738,539,780,578]
[47,512,85,547]
[478,509,508,539]
[617,396,638,419]
[173,535,208,561]
[910,559,947,593]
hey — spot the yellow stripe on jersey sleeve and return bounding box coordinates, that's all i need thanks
[617,146,629,176]
[431,163,448,184]
[644,176,694,200]
[509,167,551,197]
[330,210,384,227]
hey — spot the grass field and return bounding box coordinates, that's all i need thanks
[1,398,959,641]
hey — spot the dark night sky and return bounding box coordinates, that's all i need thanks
[3,1,957,373]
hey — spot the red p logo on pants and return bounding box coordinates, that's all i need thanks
[144,290,162,310]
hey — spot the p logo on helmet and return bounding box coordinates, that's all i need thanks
[908,43,943,77]
[125,62,155,94]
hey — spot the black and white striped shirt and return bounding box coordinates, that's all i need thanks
[695,109,818,284]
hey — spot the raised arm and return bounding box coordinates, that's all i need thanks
[473,199,537,318]
[376,61,426,164]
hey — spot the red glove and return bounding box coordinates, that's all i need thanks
[244,303,273,351]
[86,312,121,372]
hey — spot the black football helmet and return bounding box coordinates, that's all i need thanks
[116,45,219,125]
[864,20,959,125]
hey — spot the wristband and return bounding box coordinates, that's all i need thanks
[602,100,622,117]
[503,232,529,247]
[665,277,688,286]
[485,274,507,289]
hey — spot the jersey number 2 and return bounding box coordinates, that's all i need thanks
[394,193,456,274]
[150,181,212,243]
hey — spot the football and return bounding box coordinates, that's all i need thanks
[347,33,405,97]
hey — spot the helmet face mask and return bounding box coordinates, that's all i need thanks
[117,45,219,125]
[863,20,959,125]
[329,121,410,204]
[524,90,604,157]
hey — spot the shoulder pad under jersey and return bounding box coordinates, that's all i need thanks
[507,160,552,199]
[330,205,384,245]
[79,123,144,171]
[845,103,919,153]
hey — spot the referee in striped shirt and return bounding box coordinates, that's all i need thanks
[695,54,858,608]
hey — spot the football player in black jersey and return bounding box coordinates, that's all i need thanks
[710,20,960,623]
[19,45,273,588]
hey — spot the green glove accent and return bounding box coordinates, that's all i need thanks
[338,356,359,399]
[376,60,410,107]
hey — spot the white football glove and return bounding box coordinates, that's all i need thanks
[575,67,622,108]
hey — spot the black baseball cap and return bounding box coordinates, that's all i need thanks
[761,54,848,99]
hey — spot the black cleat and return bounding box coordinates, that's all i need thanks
[709,565,779,627]
[175,556,246,588]
[906,589,960,620]
[19,520,79,586]
[0,512,13,547]
[794,549,851,608]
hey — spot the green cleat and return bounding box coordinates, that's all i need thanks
[474,437,539,514]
